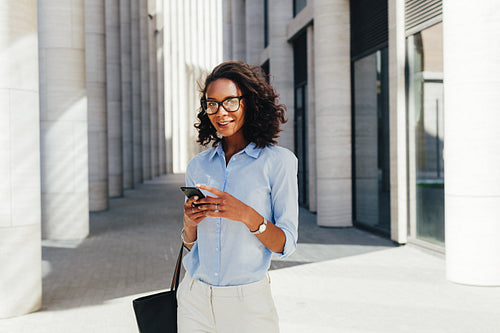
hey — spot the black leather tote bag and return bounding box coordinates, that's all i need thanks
[133,243,183,333]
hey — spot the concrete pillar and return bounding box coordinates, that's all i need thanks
[313,0,352,227]
[388,0,408,243]
[444,0,500,286]
[121,0,134,189]
[106,0,124,197]
[156,0,166,175]
[131,0,143,183]
[223,0,232,60]
[268,0,294,151]
[245,0,264,65]
[163,0,173,174]
[140,0,151,180]
[170,0,188,173]
[148,1,159,178]
[86,0,109,212]
[0,0,42,318]
[39,0,89,240]
[231,0,246,60]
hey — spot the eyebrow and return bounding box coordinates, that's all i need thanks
[205,95,239,101]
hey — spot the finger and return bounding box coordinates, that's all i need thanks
[194,197,224,206]
[184,196,199,209]
[197,203,220,212]
[196,184,225,197]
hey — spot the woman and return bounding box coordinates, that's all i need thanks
[178,61,298,333]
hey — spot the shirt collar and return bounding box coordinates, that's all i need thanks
[209,142,263,160]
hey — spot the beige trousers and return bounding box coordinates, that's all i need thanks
[177,274,280,333]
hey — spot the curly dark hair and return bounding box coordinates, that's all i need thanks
[195,61,287,148]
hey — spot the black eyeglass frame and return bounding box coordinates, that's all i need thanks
[201,96,244,115]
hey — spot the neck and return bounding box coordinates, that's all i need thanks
[222,135,249,157]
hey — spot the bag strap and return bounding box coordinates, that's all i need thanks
[170,243,184,292]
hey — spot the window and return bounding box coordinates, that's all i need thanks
[406,22,444,246]
[293,0,307,17]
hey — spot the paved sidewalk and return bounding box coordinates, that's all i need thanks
[1,174,499,332]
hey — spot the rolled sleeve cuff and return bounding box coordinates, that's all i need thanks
[273,226,297,259]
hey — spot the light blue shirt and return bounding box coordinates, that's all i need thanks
[183,142,299,286]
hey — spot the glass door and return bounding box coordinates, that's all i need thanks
[352,48,391,234]
[293,32,308,207]
[407,23,444,246]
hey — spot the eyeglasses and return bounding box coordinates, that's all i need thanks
[201,96,244,115]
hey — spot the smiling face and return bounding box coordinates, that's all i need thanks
[205,78,246,142]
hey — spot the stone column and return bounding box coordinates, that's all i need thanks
[268,0,294,151]
[231,0,246,60]
[223,0,233,60]
[388,0,408,243]
[444,0,500,286]
[0,0,42,318]
[121,0,134,189]
[156,0,166,175]
[131,0,143,183]
[106,0,124,197]
[148,1,159,178]
[163,0,173,174]
[86,0,108,211]
[313,0,352,227]
[140,0,151,180]
[39,0,89,240]
[245,0,264,65]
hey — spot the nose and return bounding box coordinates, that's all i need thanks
[215,104,229,115]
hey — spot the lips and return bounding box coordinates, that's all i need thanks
[217,120,233,127]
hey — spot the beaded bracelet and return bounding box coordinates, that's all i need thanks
[181,228,197,245]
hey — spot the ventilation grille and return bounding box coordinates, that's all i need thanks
[405,0,442,34]
[350,0,388,59]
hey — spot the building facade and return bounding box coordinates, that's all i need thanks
[1,0,499,319]
[0,0,221,318]
[223,0,500,286]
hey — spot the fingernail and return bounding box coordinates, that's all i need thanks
[195,184,201,188]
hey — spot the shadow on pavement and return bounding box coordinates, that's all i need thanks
[41,174,395,311]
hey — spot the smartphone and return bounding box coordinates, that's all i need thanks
[180,187,206,205]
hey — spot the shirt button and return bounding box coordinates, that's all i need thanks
[214,273,218,276]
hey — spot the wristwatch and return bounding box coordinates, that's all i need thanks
[251,218,268,235]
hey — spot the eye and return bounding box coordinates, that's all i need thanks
[207,101,218,108]
[225,98,238,106]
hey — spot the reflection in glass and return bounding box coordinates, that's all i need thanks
[353,48,390,234]
[407,23,444,246]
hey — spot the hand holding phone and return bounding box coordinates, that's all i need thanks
[180,186,206,206]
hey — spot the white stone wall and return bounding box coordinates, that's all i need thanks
[140,0,151,179]
[388,0,408,243]
[245,0,264,65]
[444,0,500,286]
[268,0,294,152]
[0,0,42,318]
[86,0,109,211]
[121,0,134,189]
[39,0,90,240]
[131,0,143,183]
[106,0,124,198]
[0,0,221,317]
[313,0,352,227]
[165,0,223,173]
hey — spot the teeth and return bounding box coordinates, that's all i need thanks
[219,121,230,125]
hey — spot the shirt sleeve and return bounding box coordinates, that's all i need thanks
[270,149,299,259]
